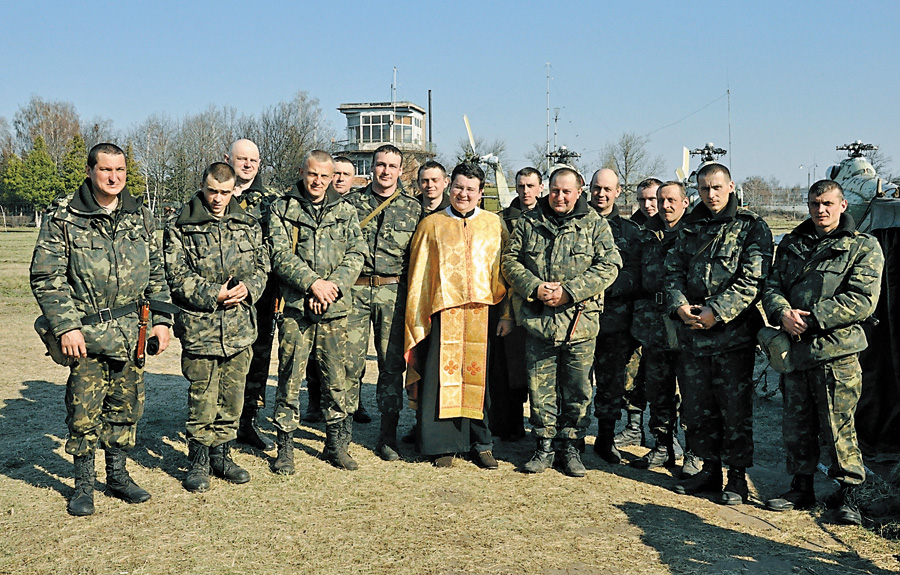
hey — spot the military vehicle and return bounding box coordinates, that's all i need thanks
[826,140,900,233]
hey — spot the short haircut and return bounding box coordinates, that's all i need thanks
[202,162,236,185]
[636,177,664,193]
[303,149,334,168]
[697,162,732,182]
[516,166,542,182]
[809,179,844,200]
[372,144,403,163]
[550,167,585,189]
[87,143,125,168]
[417,160,447,180]
[450,162,485,190]
[333,155,354,168]
[658,180,687,199]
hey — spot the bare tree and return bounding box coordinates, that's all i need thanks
[0,117,13,156]
[81,116,118,151]
[13,96,81,166]
[127,113,177,214]
[599,132,666,204]
[866,148,893,179]
[455,136,509,185]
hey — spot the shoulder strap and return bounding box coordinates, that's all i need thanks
[359,189,402,228]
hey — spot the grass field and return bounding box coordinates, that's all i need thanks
[1,226,898,575]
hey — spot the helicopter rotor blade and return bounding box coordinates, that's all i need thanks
[495,161,513,208]
[463,115,477,154]
[675,147,690,182]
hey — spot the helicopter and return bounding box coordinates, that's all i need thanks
[675,142,744,207]
[461,115,515,208]
[825,140,900,233]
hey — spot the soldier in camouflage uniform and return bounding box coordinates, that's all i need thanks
[630,181,690,470]
[588,168,649,463]
[227,139,279,452]
[344,144,424,461]
[164,162,269,492]
[502,167,621,477]
[268,150,365,472]
[762,180,883,525]
[666,163,773,505]
[418,160,452,215]
[30,143,173,516]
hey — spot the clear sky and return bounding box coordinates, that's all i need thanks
[2,0,898,187]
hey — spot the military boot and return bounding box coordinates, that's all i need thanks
[562,441,587,477]
[324,420,358,470]
[592,426,622,464]
[353,403,372,424]
[614,411,645,448]
[272,429,295,475]
[104,447,151,504]
[209,441,250,484]
[765,473,815,511]
[674,459,722,495]
[376,413,401,461]
[523,438,555,474]
[718,466,749,505]
[631,431,676,469]
[67,452,96,516]
[182,440,210,493]
[236,404,275,451]
[680,449,703,478]
[835,483,863,526]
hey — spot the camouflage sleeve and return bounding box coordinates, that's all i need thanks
[811,235,884,330]
[664,229,692,315]
[268,197,320,293]
[163,219,220,313]
[323,206,365,295]
[241,222,271,306]
[707,217,773,324]
[144,208,174,326]
[29,215,82,338]
[564,216,622,303]
[501,217,543,300]
[605,224,642,299]
[761,241,794,325]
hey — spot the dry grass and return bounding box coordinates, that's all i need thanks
[1,227,899,575]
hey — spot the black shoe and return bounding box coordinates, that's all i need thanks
[236,405,275,451]
[104,447,151,504]
[376,412,400,461]
[631,442,676,470]
[614,412,645,448]
[68,453,96,516]
[765,474,815,512]
[593,429,622,465]
[353,404,372,424]
[674,461,722,495]
[272,429,295,475]
[718,467,748,505]
[324,421,358,471]
[209,441,250,484]
[562,445,586,477]
[523,439,555,474]
[182,440,211,493]
[680,451,703,478]
[833,483,863,525]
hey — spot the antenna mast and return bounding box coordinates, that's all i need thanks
[546,62,551,159]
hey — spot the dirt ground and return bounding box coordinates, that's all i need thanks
[1,228,899,575]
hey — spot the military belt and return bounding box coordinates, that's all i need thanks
[81,300,181,326]
[355,275,403,287]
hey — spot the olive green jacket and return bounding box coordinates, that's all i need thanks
[30,180,173,361]
[268,183,365,320]
[665,194,773,356]
[345,183,423,277]
[595,204,648,334]
[164,193,269,356]
[762,214,883,370]
[502,195,622,346]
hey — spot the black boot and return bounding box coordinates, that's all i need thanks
[631,431,676,469]
[105,447,151,504]
[236,404,275,451]
[209,441,250,484]
[272,429,295,475]
[614,411,645,448]
[718,466,749,505]
[523,438,555,474]
[765,474,815,511]
[562,440,586,477]
[324,419,358,470]
[182,440,210,493]
[68,452,95,516]
[674,459,722,495]
[353,403,372,424]
[593,426,622,464]
[835,483,863,525]
[375,413,400,461]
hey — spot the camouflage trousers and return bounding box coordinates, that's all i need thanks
[274,309,355,431]
[182,348,251,447]
[642,346,681,439]
[526,335,595,440]
[678,347,755,467]
[622,347,646,414]
[64,355,144,457]
[781,354,865,485]
[593,332,642,427]
[243,274,278,408]
[346,283,407,415]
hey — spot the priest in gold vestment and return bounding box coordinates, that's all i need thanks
[404,163,514,468]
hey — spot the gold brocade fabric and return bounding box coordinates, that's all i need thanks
[404,209,509,419]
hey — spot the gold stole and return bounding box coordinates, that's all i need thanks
[437,303,489,419]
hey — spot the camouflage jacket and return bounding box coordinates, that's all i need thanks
[345,183,423,277]
[762,214,883,370]
[594,204,647,334]
[237,174,279,238]
[268,183,365,320]
[632,214,683,349]
[665,194,773,356]
[30,180,172,362]
[501,196,534,233]
[164,193,269,356]
[502,195,621,346]
[424,192,451,216]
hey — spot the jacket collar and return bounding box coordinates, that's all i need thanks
[794,212,857,240]
[287,180,343,209]
[593,202,621,220]
[537,193,589,223]
[175,192,247,226]
[683,192,738,225]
